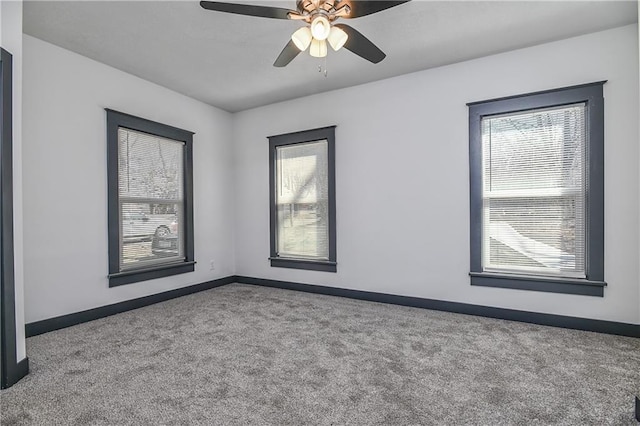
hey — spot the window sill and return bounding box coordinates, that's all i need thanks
[109,261,196,287]
[469,272,606,297]
[269,257,337,273]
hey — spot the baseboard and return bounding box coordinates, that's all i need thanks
[234,276,640,339]
[25,275,640,339]
[25,276,236,337]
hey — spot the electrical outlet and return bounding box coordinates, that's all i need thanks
[209,260,215,271]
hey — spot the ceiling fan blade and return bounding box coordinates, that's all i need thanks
[274,40,301,67]
[339,1,411,19]
[334,24,385,64]
[200,1,294,19]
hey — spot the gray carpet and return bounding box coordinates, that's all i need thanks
[1,283,639,425]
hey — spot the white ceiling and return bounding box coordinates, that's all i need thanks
[23,1,637,112]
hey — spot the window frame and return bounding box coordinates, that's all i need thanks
[106,109,195,287]
[268,126,337,272]
[468,82,606,297]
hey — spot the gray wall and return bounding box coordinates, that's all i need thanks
[21,25,640,326]
[233,25,640,324]
[22,35,235,323]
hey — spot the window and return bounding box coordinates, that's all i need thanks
[106,109,195,287]
[468,82,605,296]
[269,126,336,272]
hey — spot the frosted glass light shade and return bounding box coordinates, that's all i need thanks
[291,27,312,51]
[327,26,348,51]
[310,15,330,40]
[309,39,327,58]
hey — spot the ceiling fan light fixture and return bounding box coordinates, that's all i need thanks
[327,25,348,51]
[199,0,411,67]
[309,38,328,58]
[291,26,313,51]
[310,14,331,40]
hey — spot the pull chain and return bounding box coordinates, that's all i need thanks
[317,57,328,78]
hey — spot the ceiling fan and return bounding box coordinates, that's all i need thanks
[200,0,411,67]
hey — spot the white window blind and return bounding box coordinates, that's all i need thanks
[481,103,586,278]
[118,127,184,270]
[275,140,329,259]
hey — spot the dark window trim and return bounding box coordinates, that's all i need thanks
[106,109,195,287]
[468,82,606,296]
[0,47,29,388]
[268,126,337,273]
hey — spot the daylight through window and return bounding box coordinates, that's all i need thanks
[106,109,195,287]
[118,128,185,269]
[269,126,336,272]
[468,82,605,296]
[276,140,329,259]
[482,104,586,278]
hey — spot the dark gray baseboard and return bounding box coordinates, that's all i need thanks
[26,275,640,339]
[234,276,640,339]
[25,276,235,337]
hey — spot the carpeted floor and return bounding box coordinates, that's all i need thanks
[1,283,639,425]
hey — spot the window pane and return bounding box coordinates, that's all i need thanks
[118,128,183,200]
[481,104,586,278]
[275,140,329,259]
[120,202,183,270]
[118,128,185,270]
[484,197,584,277]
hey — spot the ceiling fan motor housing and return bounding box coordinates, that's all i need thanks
[295,0,350,20]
